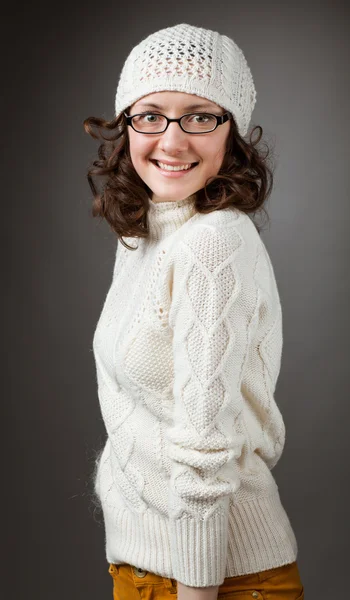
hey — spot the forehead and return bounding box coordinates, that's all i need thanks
[131,91,222,112]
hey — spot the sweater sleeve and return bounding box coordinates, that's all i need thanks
[166,222,261,588]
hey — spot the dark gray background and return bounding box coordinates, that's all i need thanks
[4,1,349,598]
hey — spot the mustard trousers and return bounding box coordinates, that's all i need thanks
[108,560,304,599]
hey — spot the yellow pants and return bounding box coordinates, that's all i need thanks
[108,560,304,599]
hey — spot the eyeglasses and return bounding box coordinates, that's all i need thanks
[124,111,233,134]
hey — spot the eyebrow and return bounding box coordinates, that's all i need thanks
[134,101,221,112]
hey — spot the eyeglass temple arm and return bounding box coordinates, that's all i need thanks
[218,113,233,124]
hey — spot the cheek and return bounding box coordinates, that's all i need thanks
[202,142,226,173]
[207,127,230,169]
[129,133,154,164]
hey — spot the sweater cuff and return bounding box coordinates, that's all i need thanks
[169,500,229,587]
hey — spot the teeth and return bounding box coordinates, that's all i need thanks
[156,161,193,171]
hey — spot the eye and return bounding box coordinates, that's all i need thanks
[140,113,161,123]
[191,113,211,123]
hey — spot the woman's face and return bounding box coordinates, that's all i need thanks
[127,91,231,203]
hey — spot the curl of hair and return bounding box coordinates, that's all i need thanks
[83,112,275,251]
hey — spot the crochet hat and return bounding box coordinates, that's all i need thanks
[114,23,257,137]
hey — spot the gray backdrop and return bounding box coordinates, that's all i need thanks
[4,1,349,598]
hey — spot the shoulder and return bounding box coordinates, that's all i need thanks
[184,206,259,241]
[174,208,280,301]
[177,207,261,265]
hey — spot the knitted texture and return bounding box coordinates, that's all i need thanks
[114,23,257,137]
[92,197,298,587]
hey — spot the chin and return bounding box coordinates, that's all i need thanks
[150,185,199,202]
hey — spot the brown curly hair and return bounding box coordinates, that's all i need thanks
[83,111,275,251]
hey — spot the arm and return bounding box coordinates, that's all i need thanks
[177,581,219,600]
[167,221,257,588]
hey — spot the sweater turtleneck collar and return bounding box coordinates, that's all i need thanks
[147,194,198,242]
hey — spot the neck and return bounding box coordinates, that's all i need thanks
[147,194,197,241]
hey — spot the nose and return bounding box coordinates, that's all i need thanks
[158,121,190,155]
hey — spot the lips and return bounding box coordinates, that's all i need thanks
[149,159,199,179]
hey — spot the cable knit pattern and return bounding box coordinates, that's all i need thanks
[92,196,298,587]
[114,23,256,137]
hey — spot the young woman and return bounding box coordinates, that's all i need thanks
[84,23,304,600]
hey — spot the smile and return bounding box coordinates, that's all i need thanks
[150,159,198,177]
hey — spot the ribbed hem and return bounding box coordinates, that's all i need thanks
[103,489,298,587]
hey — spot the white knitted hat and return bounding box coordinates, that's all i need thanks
[114,23,257,137]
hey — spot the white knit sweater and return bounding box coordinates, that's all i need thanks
[92,195,298,588]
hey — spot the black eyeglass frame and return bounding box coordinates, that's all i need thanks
[123,111,233,134]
